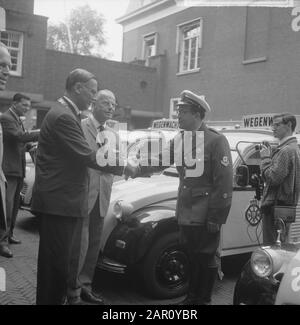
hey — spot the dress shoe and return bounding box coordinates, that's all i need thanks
[81,290,105,305]
[0,245,13,258]
[9,236,21,244]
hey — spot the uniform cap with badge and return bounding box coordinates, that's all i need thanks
[176,90,211,114]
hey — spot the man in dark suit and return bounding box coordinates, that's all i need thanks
[67,89,121,305]
[0,42,13,258]
[0,93,39,252]
[32,69,136,305]
[137,90,233,305]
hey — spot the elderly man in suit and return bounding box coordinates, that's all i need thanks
[136,90,233,305]
[0,93,39,252]
[32,69,137,305]
[0,42,12,258]
[67,89,120,305]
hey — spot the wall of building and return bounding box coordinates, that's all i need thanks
[0,0,34,14]
[44,50,159,120]
[122,7,300,121]
[4,10,48,96]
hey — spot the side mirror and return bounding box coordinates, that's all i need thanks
[236,165,249,187]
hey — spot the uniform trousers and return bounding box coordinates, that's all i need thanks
[68,197,104,299]
[180,225,221,300]
[36,213,83,305]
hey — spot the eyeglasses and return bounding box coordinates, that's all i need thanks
[272,121,285,128]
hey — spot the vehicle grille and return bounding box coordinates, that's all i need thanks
[289,201,300,243]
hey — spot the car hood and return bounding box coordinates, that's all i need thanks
[111,174,179,209]
[100,174,179,251]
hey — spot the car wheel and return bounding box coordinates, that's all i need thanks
[141,232,189,299]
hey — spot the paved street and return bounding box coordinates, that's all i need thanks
[0,210,244,305]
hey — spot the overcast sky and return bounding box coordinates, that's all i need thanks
[34,0,130,61]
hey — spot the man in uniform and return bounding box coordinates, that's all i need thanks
[0,42,12,258]
[137,90,233,305]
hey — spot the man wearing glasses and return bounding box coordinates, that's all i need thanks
[259,113,300,244]
[32,69,137,305]
[0,42,12,258]
[67,89,120,305]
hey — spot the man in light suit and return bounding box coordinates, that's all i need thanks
[0,93,39,250]
[0,42,12,258]
[32,69,137,305]
[67,89,119,304]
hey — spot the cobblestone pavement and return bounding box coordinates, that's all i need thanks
[0,210,241,305]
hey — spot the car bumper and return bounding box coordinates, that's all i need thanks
[97,255,127,274]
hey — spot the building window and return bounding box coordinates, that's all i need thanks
[169,97,180,119]
[243,7,269,64]
[0,30,24,76]
[177,18,202,73]
[143,32,157,65]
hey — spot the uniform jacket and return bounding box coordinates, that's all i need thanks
[140,123,233,226]
[31,98,123,219]
[261,136,300,207]
[81,117,115,217]
[0,109,39,178]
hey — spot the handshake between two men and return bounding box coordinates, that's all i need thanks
[95,134,155,181]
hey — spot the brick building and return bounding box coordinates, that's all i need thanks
[117,0,300,122]
[0,0,162,129]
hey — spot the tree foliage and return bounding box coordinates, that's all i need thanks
[47,4,107,57]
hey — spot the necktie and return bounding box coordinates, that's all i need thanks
[98,125,105,132]
[19,118,25,132]
[97,125,107,148]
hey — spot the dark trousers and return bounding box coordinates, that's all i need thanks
[5,176,23,238]
[68,198,103,298]
[180,225,220,301]
[0,191,7,244]
[36,213,83,305]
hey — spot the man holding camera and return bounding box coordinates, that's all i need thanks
[259,113,300,244]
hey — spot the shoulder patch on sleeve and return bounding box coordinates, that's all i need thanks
[221,156,230,167]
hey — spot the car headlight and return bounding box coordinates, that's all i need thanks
[113,200,134,222]
[251,249,273,277]
[251,247,291,278]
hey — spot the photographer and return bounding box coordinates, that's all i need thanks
[259,113,300,244]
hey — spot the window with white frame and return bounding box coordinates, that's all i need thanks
[177,18,202,73]
[0,30,24,76]
[143,32,157,65]
[169,98,180,119]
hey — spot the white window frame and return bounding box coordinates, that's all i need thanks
[169,97,180,119]
[142,32,158,65]
[0,30,24,76]
[176,18,202,74]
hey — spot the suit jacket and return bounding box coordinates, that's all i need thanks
[140,123,233,226]
[31,98,123,219]
[81,117,115,217]
[0,123,6,229]
[0,109,39,178]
